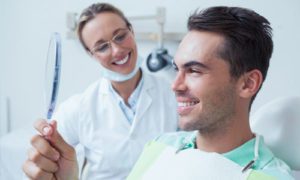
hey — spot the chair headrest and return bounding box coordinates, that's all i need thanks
[251,96,300,170]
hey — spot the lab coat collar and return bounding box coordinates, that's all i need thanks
[99,78,111,95]
[130,73,154,130]
[98,71,155,129]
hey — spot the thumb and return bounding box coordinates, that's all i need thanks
[47,120,77,161]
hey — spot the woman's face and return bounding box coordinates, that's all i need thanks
[82,12,137,75]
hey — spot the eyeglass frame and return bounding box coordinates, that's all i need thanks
[89,28,132,57]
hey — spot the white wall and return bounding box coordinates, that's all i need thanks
[1,0,300,132]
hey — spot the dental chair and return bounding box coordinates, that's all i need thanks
[251,96,300,178]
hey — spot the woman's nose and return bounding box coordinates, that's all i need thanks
[110,42,124,56]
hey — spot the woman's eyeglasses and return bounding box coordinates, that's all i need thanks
[90,28,131,57]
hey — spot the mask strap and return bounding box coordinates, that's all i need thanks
[242,135,260,173]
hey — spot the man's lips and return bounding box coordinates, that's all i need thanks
[176,98,200,115]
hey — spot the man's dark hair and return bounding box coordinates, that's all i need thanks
[188,6,273,103]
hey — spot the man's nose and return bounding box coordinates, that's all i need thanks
[172,72,187,92]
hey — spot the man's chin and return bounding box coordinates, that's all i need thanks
[179,118,197,131]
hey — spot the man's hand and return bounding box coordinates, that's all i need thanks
[23,119,79,180]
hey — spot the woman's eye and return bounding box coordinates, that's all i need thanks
[114,33,126,42]
[96,44,109,52]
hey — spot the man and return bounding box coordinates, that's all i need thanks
[127,6,294,180]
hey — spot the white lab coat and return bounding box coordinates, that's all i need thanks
[53,72,178,180]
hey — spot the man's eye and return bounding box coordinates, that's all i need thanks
[172,61,178,71]
[187,68,201,74]
[173,65,179,71]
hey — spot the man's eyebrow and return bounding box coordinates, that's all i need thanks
[183,61,210,70]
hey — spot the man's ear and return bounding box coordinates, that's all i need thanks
[237,69,263,98]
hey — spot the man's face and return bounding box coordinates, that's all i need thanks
[172,30,238,133]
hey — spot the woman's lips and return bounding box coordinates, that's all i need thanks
[113,54,129,65]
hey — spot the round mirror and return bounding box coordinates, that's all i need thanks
[45,32,62,120]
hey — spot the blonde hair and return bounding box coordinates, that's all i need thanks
[77,3,132,51]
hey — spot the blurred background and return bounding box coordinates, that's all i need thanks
[0,0,300,179]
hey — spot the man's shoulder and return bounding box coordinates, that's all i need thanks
[54,79,102,119]
[255,137,294,179]
[154,133,295,179]
[153,131,197,149]
[260,156,295,180]
[62,79,102,105]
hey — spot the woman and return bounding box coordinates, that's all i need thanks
[22,3,178,180]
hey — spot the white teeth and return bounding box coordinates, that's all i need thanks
[178,101,199,107]
[114,54,129,65]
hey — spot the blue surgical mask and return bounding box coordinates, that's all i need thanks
[98,55,143,82]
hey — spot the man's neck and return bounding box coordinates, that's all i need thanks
[195,116,254,154]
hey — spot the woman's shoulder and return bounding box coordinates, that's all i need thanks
[59,78,103,109]
[144,71,170,83]
[143,72,172,91]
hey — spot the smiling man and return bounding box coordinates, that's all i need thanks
[127,6,294,180]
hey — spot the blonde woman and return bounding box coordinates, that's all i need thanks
[22,3,178,180]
